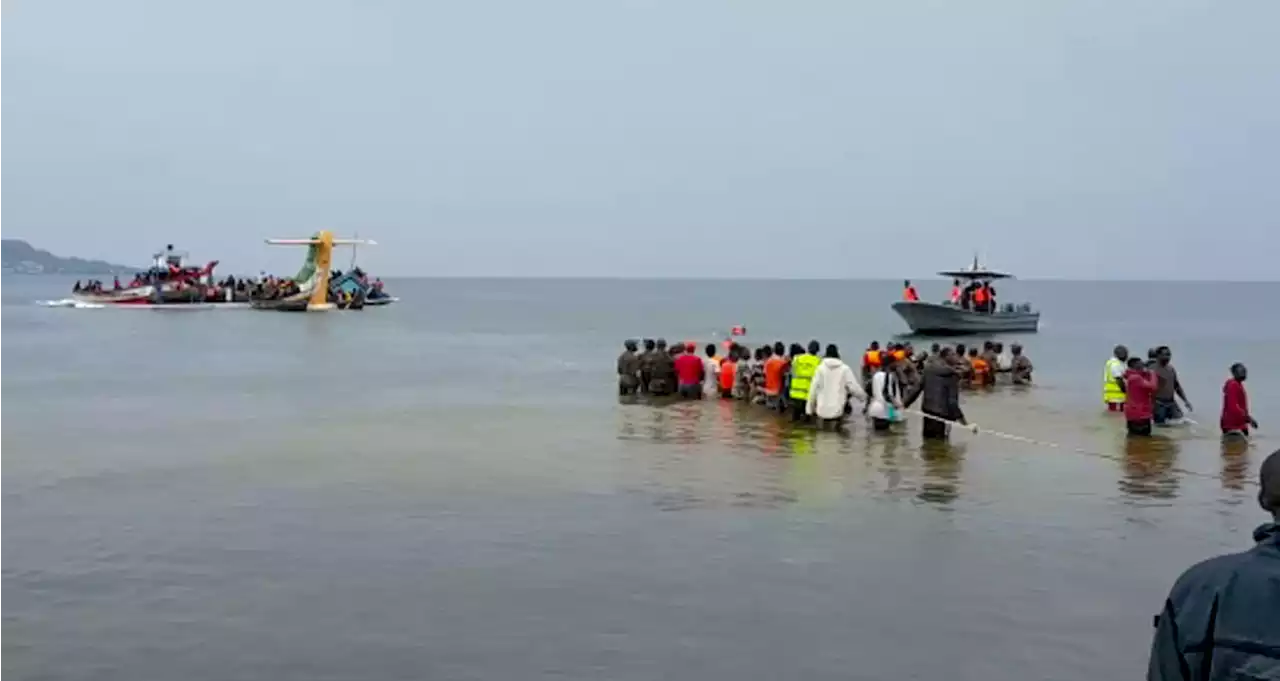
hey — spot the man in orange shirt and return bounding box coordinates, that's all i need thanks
[763,347,788,411]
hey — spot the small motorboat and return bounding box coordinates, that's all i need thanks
[892,259,1040,335]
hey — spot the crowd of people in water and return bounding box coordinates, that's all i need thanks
[1102,344,1257,440]
[618,337,1033,438]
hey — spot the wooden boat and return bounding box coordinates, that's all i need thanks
[892,259,1040,335]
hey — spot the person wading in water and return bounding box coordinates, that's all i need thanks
[1220,363,1258,439]
[617,340,642,395]
[1147,449,1280,680]
[903,347,969,441]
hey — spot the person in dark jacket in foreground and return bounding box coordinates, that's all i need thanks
[903,347,970,440]
[1147,449,1280,680]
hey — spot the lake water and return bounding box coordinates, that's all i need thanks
[3,275,1275,680]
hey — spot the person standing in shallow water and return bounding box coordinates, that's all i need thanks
[1009,344,1033,385]
[647,339,676,396]
[617,340,641,395]
[805,344,865,432]
[903,347,968,441]
[1105,345,1129,412]
[1147,449,1280,680]
[1220,363,1258,438]
[1152,346,1193,425]
[638,339,656,394]
[1123,357,1159,437]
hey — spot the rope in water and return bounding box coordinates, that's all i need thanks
[897,408,1258,487]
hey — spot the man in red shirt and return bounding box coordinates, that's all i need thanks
[1123,357,1159,436]
[1221,363,1258,438]
[673,343,705,399]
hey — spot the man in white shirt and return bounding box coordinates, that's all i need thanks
[806,344,867,432]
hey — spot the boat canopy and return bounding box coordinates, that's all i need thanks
[937,268,1014,280]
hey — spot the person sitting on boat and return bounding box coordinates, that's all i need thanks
[902,280,919,302]
[949,279,962,305]
[112,276,121,290]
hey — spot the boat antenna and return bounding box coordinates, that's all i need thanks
[972,252,980,271]
[350,231,358,271]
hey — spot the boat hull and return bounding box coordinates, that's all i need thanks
[892,301,1039,335]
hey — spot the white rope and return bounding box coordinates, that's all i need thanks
[897,408,1256,486]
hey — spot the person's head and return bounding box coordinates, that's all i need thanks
[656,338,667,350]
[993,342,1004,354]
[773,341,786,356]
[1259,449,1280,519]
[1127,357,1145,370]
[1010,343,1022,356]
[754,347,765,361]
[624,339,638,352]
[1114,345,1129,361]
[671,344,684,355]
[643,339,655,351]
[939,346,955,360]
[953,278,960,287]
[869,341,880,351]
[790,343,803,358]
[1156,346,1172,365]
[685,341,696,353]
[956,343,967,356]
[807,340,820,355]
[968,347,979,358]
[930,342,941,354]
[983,340,994,351]
[903,279,911,288]
[761,345,773,359]
[706,343,717,358]
[825,344,840,359]
[1231,362,1248,382]
[1147,347,1158,361]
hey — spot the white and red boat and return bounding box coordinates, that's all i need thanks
[70,245,248,307]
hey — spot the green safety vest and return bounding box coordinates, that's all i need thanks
[1103,357,1126,404]
[789,354,822,400]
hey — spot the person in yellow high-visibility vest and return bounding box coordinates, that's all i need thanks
[1104,345,1129,412]
[789,340,822,423]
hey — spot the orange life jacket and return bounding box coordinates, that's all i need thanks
[971,358,989,382]
[973,287,988,304]
[719,361,737,391]
[950,287,961,303]
[903,287,919,302]
[864,350,882,368]
[892,350,907,362]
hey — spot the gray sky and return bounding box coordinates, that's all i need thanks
[4,0,1278,279]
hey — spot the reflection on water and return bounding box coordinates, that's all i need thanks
[1119,434,1182,501]
[918,440,966,508]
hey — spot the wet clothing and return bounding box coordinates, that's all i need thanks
[674,353,704,388]
[763,356,787,396]
[648,352,676,396]
[1124,368,1158,422]
[970,357,991,386]
[617,350,642,394]
[638,350,655,393]
[806,357,865,421]
[866,369,903,423]
[1147,522,1280,681]
[1010,354,1034,385]
[981,350,1000,384]
[1220,379,1251,434]
[718,360,738,396]
[904,358,965,439]
[1155,399,1185,426]
[1128,419,1153,437]
[703,356,721,397]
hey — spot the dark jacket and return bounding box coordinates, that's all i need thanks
[1148,523,1280,681]
[903,358,964,421]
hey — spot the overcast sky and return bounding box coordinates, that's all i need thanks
[4,0,1278,279]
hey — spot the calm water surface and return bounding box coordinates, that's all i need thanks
[3,276,1276,680]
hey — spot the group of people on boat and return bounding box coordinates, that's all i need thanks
[617,336,1034,438]
[902,278,1009,313]
[1103,345,1257,439]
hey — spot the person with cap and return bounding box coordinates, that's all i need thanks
[617,339,642,395]
[637,339,657,394]
[1147,449,1280,680]
[646,339,676,396]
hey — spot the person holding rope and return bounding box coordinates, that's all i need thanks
[903,346,968,440]
[1147,449,1280,680]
